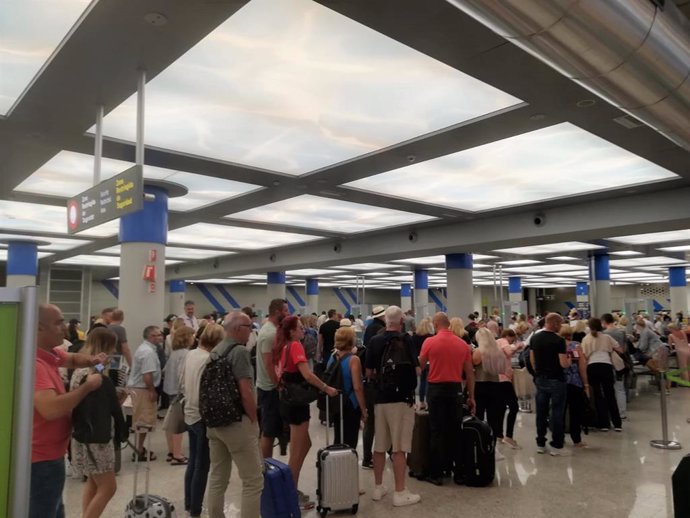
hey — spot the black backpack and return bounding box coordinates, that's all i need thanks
[378,333,417,400]
[321,352,352,418]
[518,344,535,376]
[199,344,244,428]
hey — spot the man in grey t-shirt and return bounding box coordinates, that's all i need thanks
[108,308,132,368]
[256,298,289,458]
[206,311,263,518]
[601,313,629,419]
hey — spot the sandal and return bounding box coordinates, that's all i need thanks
[171,456,188,465]
[166,452,173,462]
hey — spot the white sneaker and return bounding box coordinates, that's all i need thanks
[393,489,421,507]
[549,447,572,457]
[536,445,547,454]
[372,485,388,501]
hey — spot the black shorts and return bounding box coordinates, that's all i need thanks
[280,401,310,426]
[257,388,283,438]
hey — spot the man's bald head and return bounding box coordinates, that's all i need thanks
[37,304,65,350]
[223,311,252,344]
[432,312,450,330]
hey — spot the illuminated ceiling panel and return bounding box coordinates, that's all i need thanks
[0,249,52,261]
[0,200,118,237]
[502,263,589,274]
[0,233,89,251]
[609,250,645,256]
[185,278,248,284]
[497,259,542,265]
[332,263,398,271]
[609,256,687,267]
[494,242,605,255]
[56,254,181,266]
[16,151,261,212]
[98,0,521,175]
[548,256,581,261]
[285,268,345,277]
[96,245,235,260]
[608,230,690,245]
[344,123,677,211]
[0,0,92,115]
[168,223,323,250]
[657,245,690,252]
[227,195,434,232]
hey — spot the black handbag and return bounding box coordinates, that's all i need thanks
[279,342,319,406]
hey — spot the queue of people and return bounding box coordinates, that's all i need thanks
[31,297,683,518]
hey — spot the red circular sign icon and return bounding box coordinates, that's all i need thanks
[67,200,79,231]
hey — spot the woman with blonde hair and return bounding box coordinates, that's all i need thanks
[473,327,507,443]
[559,324,589,447]
[413,318,434,409]
[496,329,523,448]
[326,326,367,448]
[163,325,194,464]
[572,319,587,343]
[70,328,128,518]
[449,317,468,341]
[180,323,225,518]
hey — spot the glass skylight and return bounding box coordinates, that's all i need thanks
[548,256,581,261]
[657,245,690,252]
[0,0,93,115]
[609,257,687,267]
[96,244,235,261]
[609,250,645,256]
[16,151,261,212]
[0,200,118,237]
[494,242,605,255]
[286,269,345,277]
[332,263,398,271]
[608,230,690,245]
[98,0,521,175]
[55,254,181,267]
[227,195,435,233]
[344,123,677,211]
[502,264,589,274]
[0,233,89,251]
[168,223,323,250]
[0,249,52,261]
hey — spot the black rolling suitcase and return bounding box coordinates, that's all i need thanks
[460,415,495,487]
[407,411,430,479]
[673,454,690,517]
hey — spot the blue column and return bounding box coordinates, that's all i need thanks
[267,271,286,301]
[306,278,319,313]
[590,251,611,316]
[413,269,429,315]
[669,266,687,316]
[168,279,185,316]
[446,253,474,318]
[119,186,169,346]
[6,241,38,287]
[170,280,185,293]
[401,283,412,312]
[576,282,589,297]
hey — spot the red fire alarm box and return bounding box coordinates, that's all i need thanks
[143,264,156,282]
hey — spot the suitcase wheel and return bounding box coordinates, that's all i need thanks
[351,503,359,514]
[318,506,329,518]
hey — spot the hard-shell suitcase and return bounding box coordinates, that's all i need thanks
[460,415,495,487]
[407,410,430,479]
[316,393,359,517]
[125,425,176,517]
[262,457,301,518]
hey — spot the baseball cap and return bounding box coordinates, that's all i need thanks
[339,318,353,327]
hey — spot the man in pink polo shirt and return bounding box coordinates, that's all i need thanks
[31,304,106,518]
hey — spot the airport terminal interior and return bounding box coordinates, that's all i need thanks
[2,0,690,517]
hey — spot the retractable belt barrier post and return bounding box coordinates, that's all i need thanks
[650,369,682,451]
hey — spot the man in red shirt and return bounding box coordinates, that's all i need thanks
[419,312,475,486]
[31,304,106,518]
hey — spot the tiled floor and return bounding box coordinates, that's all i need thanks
[64,380,688,518]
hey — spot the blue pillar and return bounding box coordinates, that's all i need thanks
[590,251,611,316]
[413,269,429,316]
[119,185,169,346]
[508,276,522,302]
[401,283,412,312]
[446,253,474,318]
[669,266,687,316]
[6,241,38,287]
[267,272,286,301]
[306,278,319,313]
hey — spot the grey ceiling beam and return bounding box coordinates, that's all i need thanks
[166,186,690,280]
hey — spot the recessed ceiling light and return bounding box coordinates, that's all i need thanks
[609,250,645,256]
[497,259,543,265]
[494,242,605,255]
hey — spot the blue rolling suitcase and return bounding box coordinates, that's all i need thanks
[262,458,301,518]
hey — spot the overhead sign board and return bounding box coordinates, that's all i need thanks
[67,165,143,234]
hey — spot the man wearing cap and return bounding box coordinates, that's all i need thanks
[360,305,386,469]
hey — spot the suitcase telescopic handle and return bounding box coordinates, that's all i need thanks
[324,390,345,447]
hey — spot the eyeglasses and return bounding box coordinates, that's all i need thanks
[238,324,253,328]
